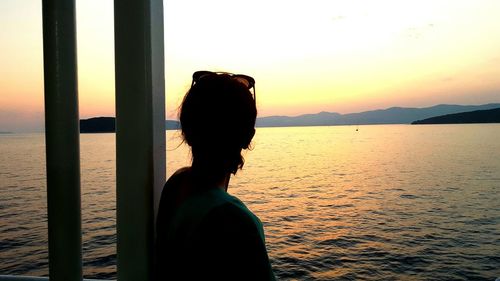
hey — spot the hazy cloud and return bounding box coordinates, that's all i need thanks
[331,15,346,22]
[440,76,455,82]
[402,23,435,39]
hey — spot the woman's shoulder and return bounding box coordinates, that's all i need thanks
[210,200,261,227]
[203,191,265,238]
[160,167,193,202]
[157,167,193,224]
[175,189,262,230]
[167,166,192,185]
[194,195,274,280]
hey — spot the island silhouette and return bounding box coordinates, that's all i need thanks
[412,108,500,124]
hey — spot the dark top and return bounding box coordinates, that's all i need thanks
[155,169,275,281]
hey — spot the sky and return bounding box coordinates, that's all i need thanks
[1,0,500,132]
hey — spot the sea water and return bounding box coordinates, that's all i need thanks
[1,124,499,280]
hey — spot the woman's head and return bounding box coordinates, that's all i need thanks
[179,71,257,180]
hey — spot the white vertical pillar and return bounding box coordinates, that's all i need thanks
[42,0,82,280]
[114,0,166,280]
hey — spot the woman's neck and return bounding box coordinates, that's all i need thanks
[190,162,231,191]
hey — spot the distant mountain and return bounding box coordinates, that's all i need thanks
[79,103,500,132]
[256,103,500,127]
[80,117,115,133]
[412,108,500,124]
[80,117,180,133]
[166,120,180,130]
[257,111,342,127]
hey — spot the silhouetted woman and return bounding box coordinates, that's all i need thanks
[155,71,275,280]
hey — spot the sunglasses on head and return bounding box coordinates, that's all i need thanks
[191,71,256,103]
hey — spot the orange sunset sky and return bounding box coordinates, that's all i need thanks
[1,0,500,132]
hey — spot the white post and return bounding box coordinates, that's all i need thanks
[114,0,166,280]
[42,0,82,280]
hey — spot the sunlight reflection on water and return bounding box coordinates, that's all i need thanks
[1,124,499,280]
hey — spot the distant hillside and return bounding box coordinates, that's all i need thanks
[257,111,342,127]
[80,117,180,133]
[79,103,500,132]
[166,120,181,130]
[412,108,500,124]
[256,103,500,127]
[80,117,115,133]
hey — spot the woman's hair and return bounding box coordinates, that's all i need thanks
[179,73,257,181]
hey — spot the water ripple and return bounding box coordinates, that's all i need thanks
[2,126,500,280]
